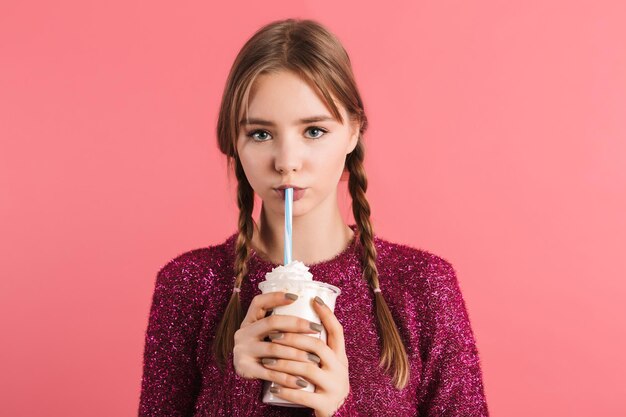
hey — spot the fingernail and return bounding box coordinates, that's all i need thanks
[270,386,280,394]
[307,353,321,364]
[285,293,298,300]
[309,322,323,332]
[269,332,284,340]
[314,296,325,306]
[261,358,276,365]
[296,378,308,388]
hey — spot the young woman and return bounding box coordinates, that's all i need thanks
[139,18,489,417]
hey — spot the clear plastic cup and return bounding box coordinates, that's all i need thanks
[258,278,341,407]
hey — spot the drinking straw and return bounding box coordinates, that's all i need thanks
[284,188,293,265]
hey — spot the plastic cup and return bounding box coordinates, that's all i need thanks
[258,278,341,407]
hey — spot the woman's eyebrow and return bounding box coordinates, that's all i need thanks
[240,115,335,126]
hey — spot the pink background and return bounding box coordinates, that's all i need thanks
[1,1,625,416]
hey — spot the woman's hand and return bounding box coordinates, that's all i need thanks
[233,292,324,389]
[260,295,350,417]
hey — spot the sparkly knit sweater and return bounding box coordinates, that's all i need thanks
[139,224,489,416]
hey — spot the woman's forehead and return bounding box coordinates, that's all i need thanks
[239,92,346,126]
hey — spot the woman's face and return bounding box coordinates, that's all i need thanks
[236,70,359,216]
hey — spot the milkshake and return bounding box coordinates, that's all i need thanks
[258,260,341,407]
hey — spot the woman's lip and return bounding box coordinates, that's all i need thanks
[274,188,307,201]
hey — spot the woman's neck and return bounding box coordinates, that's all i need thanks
[251,199,354,266]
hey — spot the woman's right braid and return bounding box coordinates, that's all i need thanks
[212,157,255,370]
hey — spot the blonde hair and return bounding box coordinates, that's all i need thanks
[213,18,409,389]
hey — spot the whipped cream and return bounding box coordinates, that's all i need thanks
[264,260,313,281]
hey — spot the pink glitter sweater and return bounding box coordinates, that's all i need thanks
[139,224,489,416]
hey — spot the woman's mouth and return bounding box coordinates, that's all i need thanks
[274,188,307,201]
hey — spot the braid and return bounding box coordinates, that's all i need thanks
[346,141,410,389]
[213,157,255,370]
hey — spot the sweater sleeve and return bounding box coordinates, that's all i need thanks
[416,260,489,416]
[138,260,204,417]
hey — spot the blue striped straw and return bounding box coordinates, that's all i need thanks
[284,188,293,265]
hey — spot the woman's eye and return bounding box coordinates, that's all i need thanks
[305,127,328,139]
[247,130,272,142]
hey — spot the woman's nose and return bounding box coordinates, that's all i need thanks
[274,136,303,173]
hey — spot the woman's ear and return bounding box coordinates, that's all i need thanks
[347,119,360,154]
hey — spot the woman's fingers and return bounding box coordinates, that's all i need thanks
[237,340,321,388]
[234,338,310,381]
[247,313,322,339]
[312,296,347,359]
[266,331,338,370]
[240,291,298,327]
[265,386,320,410]
[257,337,317,364]
[261,357,325,387]
[235,359,315,390]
